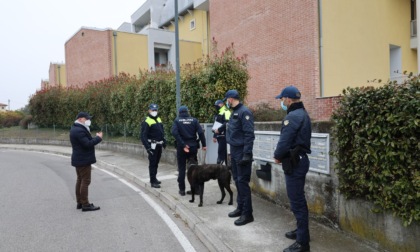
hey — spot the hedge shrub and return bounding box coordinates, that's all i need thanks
[331,76,420,226]
[29,43,249,145]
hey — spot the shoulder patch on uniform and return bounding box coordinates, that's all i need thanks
[284,120,289,126]
[245,115,250,120]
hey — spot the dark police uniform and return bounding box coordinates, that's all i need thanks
[226,103,255,220]
[141,114,166,185]
[171,106,206,194]
[274,101,311,247]
[213,104,231,164]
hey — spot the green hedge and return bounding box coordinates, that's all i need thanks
[0,111,24,128]
[29,44,249,145]
[331,77,420,226]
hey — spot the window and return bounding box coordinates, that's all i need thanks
[190,19,196,30]
[390,45,403,83]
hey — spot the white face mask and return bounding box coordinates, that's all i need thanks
[150,111,158,117]
[84,119,91,127]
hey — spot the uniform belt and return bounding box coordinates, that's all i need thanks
[148,140,164,144]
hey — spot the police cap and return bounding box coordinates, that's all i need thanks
[275,86,301,99]
[149,104,158,111]
[223,90,240,101]
[214,100,224,106]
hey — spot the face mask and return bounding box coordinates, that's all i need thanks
[150,111,158,117]
[226,99,231,109]
[85,119,92,127]
[281,101,288,111]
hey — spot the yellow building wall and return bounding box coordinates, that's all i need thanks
[112,31,149,76]
[179,41,203,66]
[57,65,67,87]
[168,9,210,56]
[322,0,417,97]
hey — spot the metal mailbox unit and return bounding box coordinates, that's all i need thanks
[253,131,330,175]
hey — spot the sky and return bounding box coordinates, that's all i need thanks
[0,0,146,110]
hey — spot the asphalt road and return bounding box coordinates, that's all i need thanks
[0,149,208,252]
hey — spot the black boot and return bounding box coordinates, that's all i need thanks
[283,242,310,252]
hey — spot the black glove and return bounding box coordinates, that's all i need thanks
[147,149,154,156]
[163,142,167,149]
[239,153,253,166]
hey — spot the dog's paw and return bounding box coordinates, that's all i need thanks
[228,202,233,205]
[189,200,194,203]
[198,203,203,207]
[216,201,222,204]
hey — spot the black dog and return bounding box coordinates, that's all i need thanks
[187,164,233,207]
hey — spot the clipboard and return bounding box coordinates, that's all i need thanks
[212,121,223,131]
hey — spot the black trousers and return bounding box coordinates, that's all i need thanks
[216,136,227,164]
[148,145,162,183]
[176,145,198,191]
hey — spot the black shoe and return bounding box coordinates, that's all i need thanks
[186,190,200,195]
[76,203,82,209]
[228,209,242,218]
[283,242,310,252]
[234,215,254,226]
[156,179,161,184]
[285,229,297,240]
[179,190,185,196]
[151,183,161,188]
[82,203,100,212]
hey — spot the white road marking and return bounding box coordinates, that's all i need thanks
[96,166,196,252]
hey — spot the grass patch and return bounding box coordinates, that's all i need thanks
[0,126,139,144]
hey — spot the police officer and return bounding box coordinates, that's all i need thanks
[224,90,255,226]
[141,104,166,189]
[273,86,311,252]
[213,100,231,164]
[171,105,207,196]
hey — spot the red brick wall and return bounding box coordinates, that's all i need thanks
[210,0,334,121]
[65,28,113,87]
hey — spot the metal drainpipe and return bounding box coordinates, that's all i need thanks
[318,0,324,97]
[113,31,118,76]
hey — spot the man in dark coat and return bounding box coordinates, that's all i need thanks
[274,86,311,252]
[171,105,207,196]
[224,90,255,226]
[70,112,103,212]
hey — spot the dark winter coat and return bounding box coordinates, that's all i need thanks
[69,123,102,167]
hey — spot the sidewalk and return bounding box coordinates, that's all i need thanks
[0,144,380,252]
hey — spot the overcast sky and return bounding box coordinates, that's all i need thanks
[0,0,146,110]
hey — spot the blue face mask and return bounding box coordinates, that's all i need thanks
[281,101,288,111]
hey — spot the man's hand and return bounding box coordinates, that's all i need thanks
[202,146,207,151]
[212,138,217,143]
[274,158,281,164]
[96,132,103,138]
[183,145,190,153]
[163,142,167,149]
[147,149,154,156]
[215,129,219,134]
[239,153,253,166]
